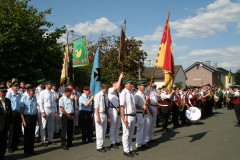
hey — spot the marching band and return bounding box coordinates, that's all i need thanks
[0,76,239,159]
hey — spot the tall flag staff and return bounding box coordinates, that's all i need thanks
[143,8,175,116]
[90,36,102,96]
[119,19,126,72]
[59,33,70,96]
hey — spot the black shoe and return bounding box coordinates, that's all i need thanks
[130,150,139,155]
[110,144,119,149]
[24,153,31,157]
[124,152,134,158]
[97,148,106,153]
[103,147,110,151]
[42,143,48,147]
[142,144,149,150]
[136,146,145,151]
[35,137,41,143]
[82,140,87,144]
[31,151,39,155]
[67,144,74,148]
[48,141,56,145]
[116,142,122,146]
[62,145,69,150]
[8,148,14,153]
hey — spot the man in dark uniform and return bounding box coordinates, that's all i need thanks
[20,85,38,157]
[229,85,240,127]
[6,81,22,153]
[0,86,13,160]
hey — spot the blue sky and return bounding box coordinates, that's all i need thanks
[29,0,240,72]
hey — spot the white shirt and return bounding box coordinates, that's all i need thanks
[39,89,57,113]
[234,90,240,97]
[134,90,146,112]
[94,91,108,113]
[161,91,171,106]
[108,87,120,108]
[120,88,136,114]
[144,86,158,105]
[35,86,43,104]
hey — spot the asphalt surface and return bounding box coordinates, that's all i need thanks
[5,107,240,160]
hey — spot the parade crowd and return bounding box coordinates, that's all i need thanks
[0,74,240,159]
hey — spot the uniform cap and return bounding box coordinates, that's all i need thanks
[37,79,45,84]
[10,81,19,87]
[137,81,147,86]
[26,84,35,91]
[83,86,90,90]
[65,82,72,87]
[0,85,7,92]
[65,87,73,92]
[45,80,53,85]
[122,78,133,85]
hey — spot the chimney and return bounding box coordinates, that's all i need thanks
[214,62,217,69]
[205,61,211,66]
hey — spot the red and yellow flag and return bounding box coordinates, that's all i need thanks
[155,11,175,91]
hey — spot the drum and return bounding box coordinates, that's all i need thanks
[214,96,220,102]
[185,107,201,122]
[226,98,230,103]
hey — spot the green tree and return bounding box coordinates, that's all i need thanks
[234,69,240,85]
[73,34,147,87]
[0,0,66,83]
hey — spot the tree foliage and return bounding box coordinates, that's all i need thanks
[234,69,240,85]
[73,35,147,87]
[0,0,66,83]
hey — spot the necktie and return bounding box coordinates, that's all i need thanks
[103,94,107,114]
[49,91,52,107]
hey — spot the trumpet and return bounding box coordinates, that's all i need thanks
[179,95,185,112]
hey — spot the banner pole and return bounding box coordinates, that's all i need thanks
[71,30,75,87]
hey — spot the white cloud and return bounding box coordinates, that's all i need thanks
[171,0,240,38]
[67,17,118,35]
[182,45,240,68]
[135,26,163,42]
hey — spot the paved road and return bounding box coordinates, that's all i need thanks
[5,107,240,160]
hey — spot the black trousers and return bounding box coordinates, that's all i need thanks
[24,115,37,154]
[227,99,233,109]
[161,106,171,129]
[179,106,187,125]
[234,104,240,125]
[79,110,93,142]
[0,123,8,159]
[201,100,208,118]
[8,111,22,150]
[171,104,180,127]
[61,114,74,147]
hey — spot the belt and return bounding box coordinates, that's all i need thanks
[12,111,20,113]
[110,106,119,109]
[24,114,37,117]
[151,104,158,107]
[125,114,136,116]
[136,111,148,114]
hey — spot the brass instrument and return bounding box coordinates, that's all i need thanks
[179,94,185,112]
[214,96,220,102]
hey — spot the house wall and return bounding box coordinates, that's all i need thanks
[186,65,212,86]
[174,67,186,88]
[155,80,165,89]
[212,72,221,87]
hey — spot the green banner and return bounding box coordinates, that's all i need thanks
[73,37,89,67]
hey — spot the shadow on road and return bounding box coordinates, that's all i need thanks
[187,131,209,142]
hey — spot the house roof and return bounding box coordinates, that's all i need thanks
[142,65,183,79]
[217,67,234,76]
[184,62,222,74]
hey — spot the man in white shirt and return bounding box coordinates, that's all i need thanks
[120,78,138,158]
[94,83,110,152]
[161,85,175,132]
[135,81,149,151]
[39,81,57,146]
[34,79,45,142]
[108,72,123,149]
